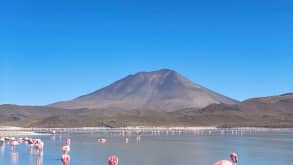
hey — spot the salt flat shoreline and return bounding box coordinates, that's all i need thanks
[1,126,292,132]
[1,126,292,136]
[0,131,44,136]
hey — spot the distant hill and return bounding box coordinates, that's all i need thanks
[50,69,237,111]
[239,93,293,113]
[0,93,292,128]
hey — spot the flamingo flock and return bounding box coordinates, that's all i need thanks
[1,134,239,165]
[0,136,45,156]
[0,135,121,165]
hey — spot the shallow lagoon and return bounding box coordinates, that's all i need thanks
[1,129,293,165]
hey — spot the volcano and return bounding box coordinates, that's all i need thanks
[50,69,238,111]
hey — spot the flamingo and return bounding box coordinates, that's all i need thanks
[0,137,5,143]
[35,141,44,152]
[9,140,19,151]
[17,138,23,144]
[98,138,107,143]
[61,138,71,154]
[10,137,16,141]
[27,138,34,145]
[61,154,70,165]
[34,139,44,153]
[108,155,119,165]
[62,145,70,154]
[213,153,238,165]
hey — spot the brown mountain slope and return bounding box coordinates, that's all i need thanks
[50,69,237,111]
[239,93,293,113]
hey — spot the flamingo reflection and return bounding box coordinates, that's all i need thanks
[10,151,19,165]
[0,142,5,158]
[35,154,43,165]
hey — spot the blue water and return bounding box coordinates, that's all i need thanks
[1,129,293,165]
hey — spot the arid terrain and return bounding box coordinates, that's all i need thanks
[1,69,292,128]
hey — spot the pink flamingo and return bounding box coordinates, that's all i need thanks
[34,139,44,153]
[17,138,23,142]
[34,142,43,152]
[213,153,238,165]
[61,145,70,154]
[0,137,5,143]
[9,140,19,151]
[61,138,71,154]
[6,137,16,143]
[61,154,70,165]
[108,155,119,165]
[98,138,107,143]
[27,138,34,145]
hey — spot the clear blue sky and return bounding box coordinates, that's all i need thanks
[0,0,292,105]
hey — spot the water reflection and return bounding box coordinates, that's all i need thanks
[35,154,43,165]
[10,151,19,165]
[136,135,141,144]
[50,135,56,142]
[125,138,129,144]
[0,143,5,158]
[28,144,34,155]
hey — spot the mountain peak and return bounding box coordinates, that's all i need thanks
[50,69,238,111]
[149,68,177,74]
[133,68,178,77]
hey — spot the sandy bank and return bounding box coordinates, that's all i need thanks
[0,131,42,136]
